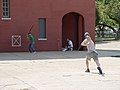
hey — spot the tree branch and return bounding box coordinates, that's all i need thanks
[97,23,117,33]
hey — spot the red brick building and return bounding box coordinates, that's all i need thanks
[0,0,95,52]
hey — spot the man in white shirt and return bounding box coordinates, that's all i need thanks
[62,38,73,51]
[67,38,73,51]
[81,32,103,74]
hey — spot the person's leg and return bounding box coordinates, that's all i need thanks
[85,53,91,72]
[92,51,103,74]
[94,60,103,74]
[30,43,35,53]
[66,47,70,51]
[67,46,71,51]
[97,67,103,74]
[85,59,90,72]
[70,47,73,51]
[28,43,32,53]
[93,54,103,74]
[31,43,35,53]
[95,60,100,67]
[86,59,89,69]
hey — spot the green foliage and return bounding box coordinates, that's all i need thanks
[96,0,120,39]
[96,0,119,27]
[106,0,120,24]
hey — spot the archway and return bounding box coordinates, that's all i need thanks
[62,12,84,50]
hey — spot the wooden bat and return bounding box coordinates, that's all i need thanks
[28,25,34,33]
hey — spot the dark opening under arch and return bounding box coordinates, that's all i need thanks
[62,12,84,50]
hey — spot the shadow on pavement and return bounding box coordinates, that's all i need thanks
[97,49,120,58]
[95,41,110,44]
[0,50,119,61]
[0,51,85,61]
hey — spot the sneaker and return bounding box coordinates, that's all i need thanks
[32,51,36,54]
[97,67,103,74]
[85,69,90,72]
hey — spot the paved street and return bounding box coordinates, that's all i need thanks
[0,41,120,90]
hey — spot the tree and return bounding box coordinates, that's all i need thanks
[96,0,120,39]
[105,0,120,39]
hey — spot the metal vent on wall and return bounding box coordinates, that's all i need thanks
[12,35,21,47]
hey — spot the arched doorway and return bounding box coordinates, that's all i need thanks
[62,12,84,50]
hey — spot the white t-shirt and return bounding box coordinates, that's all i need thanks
[86,39,95,52]
[81,36,96,52]
[68,40,73,48]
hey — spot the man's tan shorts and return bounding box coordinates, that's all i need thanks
[86,51,98,61]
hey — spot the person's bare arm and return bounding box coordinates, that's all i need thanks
[81,39,88,46]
